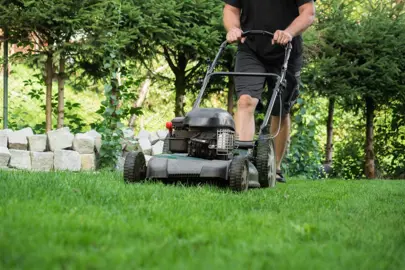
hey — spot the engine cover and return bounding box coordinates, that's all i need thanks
[183,108,235,130]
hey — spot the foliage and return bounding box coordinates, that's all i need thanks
[83,0,153,169]
[332,125,366,180]
[0,0,108,130]
[305,0,405,178]
[374,104,405,178]
[88,1,127,169]
[283,89,325,179]
[22,74,86,133]
[143,0,225,116]
[0,64,102,132]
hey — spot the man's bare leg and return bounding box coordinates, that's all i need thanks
[235,95,259,141]
[271,114,291,171]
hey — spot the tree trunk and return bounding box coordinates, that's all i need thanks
[227,78,235,115]
[175,72,186,117]
[57,54,65,129]
[174,53,188,117]
[365,96,376,179]
[45,53,54,132]
[128,65,167,128]
[109,78,120,130]
[163,47,188,117]
[128,79,152,128]
[325,97,335,166]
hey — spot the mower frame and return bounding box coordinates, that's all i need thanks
[193,30,292,137]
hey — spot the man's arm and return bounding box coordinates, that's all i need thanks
[223,4,245,43]
[273,1,316,45]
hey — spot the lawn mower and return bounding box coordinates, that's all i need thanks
[123,30,292,192]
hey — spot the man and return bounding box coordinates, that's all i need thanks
[223,0,316,183]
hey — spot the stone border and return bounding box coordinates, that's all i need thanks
[0,127,168,172]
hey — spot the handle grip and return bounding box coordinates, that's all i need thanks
[240,30,292,48]
[241,30,274,38]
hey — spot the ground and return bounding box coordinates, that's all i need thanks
[1,171,404,270]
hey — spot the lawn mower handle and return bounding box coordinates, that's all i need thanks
[193,30,292,135]
[242,30,274,38]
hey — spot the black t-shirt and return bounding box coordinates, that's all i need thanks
[223,0,314,62]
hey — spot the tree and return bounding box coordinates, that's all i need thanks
[128,64,168,128]
[305,0,405,178]
[142,0,225,116]
[0,0,103,131]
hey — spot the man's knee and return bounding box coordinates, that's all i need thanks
[237,95,257,113]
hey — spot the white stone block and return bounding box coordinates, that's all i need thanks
[85,130,102,153]
[157,130,169,140]
[28,135,47,152]
[139,138,152,156]
[138,130,150,139]
[80,154,96,171]
[31,152,54,171]
[9,150,31,170]
[0,135,7,148]
[121,138,139,152]
[0,147,11,168]
[48,127,74,151]
[8,128,34,150]
[54,150,81,171]
[0,129,13,136]
[149,132,160,145]
[123,128,135,139]
[152,140,164,156]
[73,134,95,154]
[116,156,126,171]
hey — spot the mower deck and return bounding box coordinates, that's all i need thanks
[146,154,259,185]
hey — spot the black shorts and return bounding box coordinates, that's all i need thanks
[234,44,302,116]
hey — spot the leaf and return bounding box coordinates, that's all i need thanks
[129,107,143,115]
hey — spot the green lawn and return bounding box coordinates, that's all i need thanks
[0,171,404,270]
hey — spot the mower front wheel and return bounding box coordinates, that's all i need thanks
[228,156,249,192]
[123,151,147,183]
[255,136,277,188]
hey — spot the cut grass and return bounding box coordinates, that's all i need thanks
[0,170,404,270]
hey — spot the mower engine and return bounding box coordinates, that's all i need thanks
[188,128,235,160]
[167,108,236,160]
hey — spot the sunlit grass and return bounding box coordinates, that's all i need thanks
[1,170,404,269]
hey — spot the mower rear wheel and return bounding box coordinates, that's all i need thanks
[123,151,147,183]
[255,136,277,188]
[229,156,249,192]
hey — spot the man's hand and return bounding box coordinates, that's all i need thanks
[272,30,293,46]
[227,27,246,44]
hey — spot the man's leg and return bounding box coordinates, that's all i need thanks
[235,95,259,141]
[271,114,291,171]
[266,59,302,183]
[233,45,266,141]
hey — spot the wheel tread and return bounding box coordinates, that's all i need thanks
[162,134,171,154]
[229,156,248,192]
[123,151,146,183]
[256,137,276,188]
